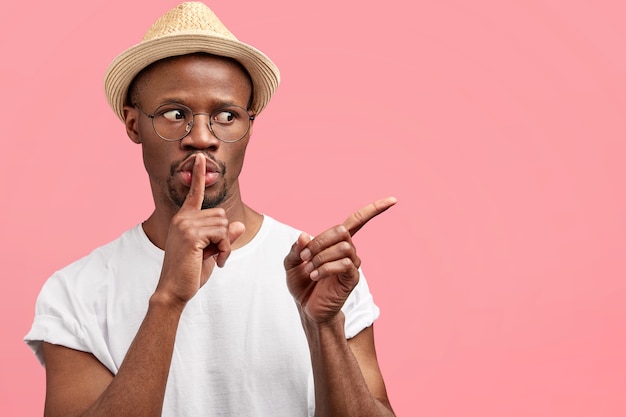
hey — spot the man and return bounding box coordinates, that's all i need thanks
[25,2,396,416]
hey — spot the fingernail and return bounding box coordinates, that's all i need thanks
[300,248,311,261]
[304,262,314,274]
[310,270,319,281]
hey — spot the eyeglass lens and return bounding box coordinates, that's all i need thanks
[151,103,251,142]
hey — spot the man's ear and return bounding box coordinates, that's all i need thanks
[123,105,141,144]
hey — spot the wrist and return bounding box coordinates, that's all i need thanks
[149,290,187,314]
[300,310,346,341]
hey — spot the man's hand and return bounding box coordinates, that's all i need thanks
[155,154,245,308]
[284,197,397,323]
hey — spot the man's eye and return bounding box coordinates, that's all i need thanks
[161,109,187,121]
[213,111,235,124]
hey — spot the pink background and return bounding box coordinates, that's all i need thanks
[1,0,625,415]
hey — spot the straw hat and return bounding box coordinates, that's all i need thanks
[104,2,280,122]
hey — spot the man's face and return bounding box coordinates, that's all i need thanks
[124,54,254,213]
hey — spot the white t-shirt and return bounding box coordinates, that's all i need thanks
[25,215,380,416]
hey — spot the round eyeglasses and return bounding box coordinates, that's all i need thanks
[135,102,255,143]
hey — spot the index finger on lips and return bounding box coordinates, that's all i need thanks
[343,196,398,237]
[183,154,206,210]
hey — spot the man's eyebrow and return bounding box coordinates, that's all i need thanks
[156,98,243,107]
[156,98,186,105]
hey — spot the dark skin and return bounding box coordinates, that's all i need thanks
[41,54,397,417]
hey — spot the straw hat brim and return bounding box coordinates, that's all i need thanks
[104,31,280,122]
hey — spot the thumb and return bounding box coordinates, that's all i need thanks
[283,232,313,270]
[212,221,246,267]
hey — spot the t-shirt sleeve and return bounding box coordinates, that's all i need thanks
[341,269,380,339]
[24,272,94,365]
[23,267,118,373]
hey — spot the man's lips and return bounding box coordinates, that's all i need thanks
[176,154,221,187]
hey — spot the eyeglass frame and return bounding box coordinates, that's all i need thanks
[133,102,255,143]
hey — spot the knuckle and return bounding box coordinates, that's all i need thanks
[311,252,325,267]
[336,224,349,237]
[172,216,189,230]
[171,214,184,225]
[181,227,197,241]
[310,236,325,252]
[340,258,354,269]
[217,225,229,237]
[338,241,352,255]
[352,210,365,225]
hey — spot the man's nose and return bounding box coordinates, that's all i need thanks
[180,114,220,150]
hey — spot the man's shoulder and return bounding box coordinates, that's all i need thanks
[51,224,152,283]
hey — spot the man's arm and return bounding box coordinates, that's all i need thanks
[42,155,243,417]
[306,320,395,417]
[42,295,183,417]
[348,325,393,412]
[285,197,397,417]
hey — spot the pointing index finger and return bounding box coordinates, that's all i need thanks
[183,154,206,210]
[343,196,397,237]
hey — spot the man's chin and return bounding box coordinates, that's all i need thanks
[170,184,228,210]
[200,196,225,210]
